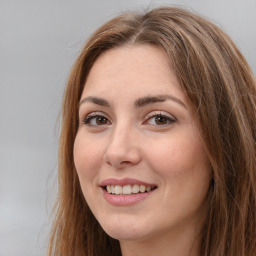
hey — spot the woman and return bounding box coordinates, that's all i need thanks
[48,6,256,256]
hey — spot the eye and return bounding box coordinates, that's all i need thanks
[83,113,111,126]
[145,113,176,126]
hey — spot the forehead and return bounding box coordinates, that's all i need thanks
[82,45,186,104]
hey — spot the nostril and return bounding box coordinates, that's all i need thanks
[120,160,133,165]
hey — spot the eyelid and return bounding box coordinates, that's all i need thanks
[80,111,111,126]
[143,111,176,126]
[145,111,176,121]
[79,110,176,128]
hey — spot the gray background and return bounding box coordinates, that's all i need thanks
[1,0,255,255]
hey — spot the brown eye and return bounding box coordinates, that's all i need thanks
[155,115,168,125]
[96,116,108,125]
[146,114,176,126]
[84,114,110,126]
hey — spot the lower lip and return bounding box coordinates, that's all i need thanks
[102,188,154,206]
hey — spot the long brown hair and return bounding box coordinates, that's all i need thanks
[47,7,256,256]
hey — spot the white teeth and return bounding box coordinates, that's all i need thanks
[146,186,151,192]
[132,184,140,193]
[123,185,132,195]
[105,184,155,195]
[139,185,146,193]
[115,185,122,195]
[106,185,111,193]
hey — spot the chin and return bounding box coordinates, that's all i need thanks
[106,229,148,242]
[100,219,149,241]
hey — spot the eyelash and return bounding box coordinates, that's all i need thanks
[82,112,111,126]
[81,111,176,127]
[144,112,176,127]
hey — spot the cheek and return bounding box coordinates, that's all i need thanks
[146,132,211,218]
[144,130,210,186]
[73,133,105,211]
[146,136,198,169]
[73,133,103,183]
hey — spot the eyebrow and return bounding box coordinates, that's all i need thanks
[134,95,187,109]
[79,96,111,107]
[79,94,187,109]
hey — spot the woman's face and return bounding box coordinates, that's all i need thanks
[74,45,211,243]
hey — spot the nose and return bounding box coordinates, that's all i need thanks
[103,125,141,169]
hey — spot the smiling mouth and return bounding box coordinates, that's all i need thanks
[103,184,157,195]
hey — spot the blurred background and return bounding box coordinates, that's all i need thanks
[0,0,255,255]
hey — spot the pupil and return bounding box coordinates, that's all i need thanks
[155,115,167,125]
[96,116,107,125]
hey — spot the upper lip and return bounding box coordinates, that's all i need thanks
[100,177,157,187]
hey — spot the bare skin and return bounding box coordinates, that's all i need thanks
[74,45,211,256]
